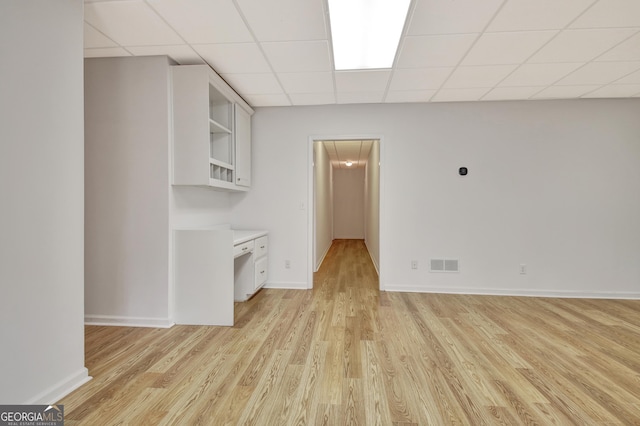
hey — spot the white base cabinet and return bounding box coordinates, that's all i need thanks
[234,235,268,301]
[174,228,268,325]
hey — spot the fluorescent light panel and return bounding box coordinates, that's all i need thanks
[328,0,411,70]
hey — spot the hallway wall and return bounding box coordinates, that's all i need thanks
[314,142,333,270]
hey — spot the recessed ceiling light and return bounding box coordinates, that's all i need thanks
[328,0,412,70]
[345,161,353,167]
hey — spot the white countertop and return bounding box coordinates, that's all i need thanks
[233,229,268,245]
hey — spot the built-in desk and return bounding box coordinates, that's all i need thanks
[174,227,268,326]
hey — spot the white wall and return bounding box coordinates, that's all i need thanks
[84,57,173,326]
[314,142,333,270]
[85,56,241,326]
[232,100,640,298]
[333,168,365,239]
[0,0,89,403]
[365,140,380,273]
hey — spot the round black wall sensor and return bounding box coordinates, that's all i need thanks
[459,167,468,176]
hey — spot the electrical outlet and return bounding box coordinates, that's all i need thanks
[519,264,527,274]
[411,260,418,270]
[285,260,291,269]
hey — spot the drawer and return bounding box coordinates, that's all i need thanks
[254,256,268,289]
[255,235,268,258]
[233,240,254,258]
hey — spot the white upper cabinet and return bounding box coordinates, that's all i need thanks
[171,65,253,191]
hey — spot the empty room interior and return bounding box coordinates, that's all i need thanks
[2,0,640,424]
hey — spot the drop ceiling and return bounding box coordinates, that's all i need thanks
[84,0,640,107]
[323,140,373,169]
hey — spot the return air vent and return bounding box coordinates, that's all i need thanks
[430,258,459,273]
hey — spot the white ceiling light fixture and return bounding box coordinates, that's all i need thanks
[328,0,412,70]
[345,161,353,167]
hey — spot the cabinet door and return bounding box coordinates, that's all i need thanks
[254,256,268,290]
[234,104,251,187]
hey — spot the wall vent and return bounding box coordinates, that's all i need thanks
[430,259,459,273]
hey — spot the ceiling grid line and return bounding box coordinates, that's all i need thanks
[427,0,510,102]
[383,0,421,103]
[82,0,640,106]
[228,0,293,106]
[481,0,624,101]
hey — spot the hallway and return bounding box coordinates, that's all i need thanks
[314,239,379,295]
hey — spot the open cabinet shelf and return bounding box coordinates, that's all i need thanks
[172,64,253,191]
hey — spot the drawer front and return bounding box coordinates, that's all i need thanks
[233,240,254,258]
[254,256,268,289]
[255,235,268,258]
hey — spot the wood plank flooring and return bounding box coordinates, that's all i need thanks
[60,239,640,424]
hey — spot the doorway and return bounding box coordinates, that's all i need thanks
[308,137,382,290]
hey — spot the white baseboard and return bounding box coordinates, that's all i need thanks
[264,281,310,290]
[85,315,175,328]
[363,240,379,276]
[383,285,640,300]
[26,367,92,405]
[315,244,332,272]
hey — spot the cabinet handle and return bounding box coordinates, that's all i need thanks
[260,245,265,249]
[260,270,265,274]
[242,247,248,251]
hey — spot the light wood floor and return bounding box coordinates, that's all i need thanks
[60,239,640,425]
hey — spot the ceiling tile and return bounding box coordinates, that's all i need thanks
[84,47,131,58]
[148,0,253,44]
[324,141,338,161]
[462,31,558,66]
[482,86,544,101]
[396,34,477,68]
[193,43,271,73]
[235,0,326,42]
[531,85,600,99]
[571,0,640,28]
[443,65,518,89]
[337,92,385,104]
[499,63,584,86]
[84,23,117,48]
[324,139,372,169]
[385,90,437,103]
[335,70,391,92]
[582,84,640,98]
[487,0,595,31]
[126,45,204,64]
[557,61,640,85]
[80,0,640,106]
[244,93,291,107]
[277,72,334,94]
[596,32,640,61]
[432,88,491,102]
[261,41,331,72]
[388,68,454,91]
[221,73,283,95]
[407,0,503,35]
[84,1,183,46]
[528,28,638,63]
[617,69,640,84]
[289,93,336,105]
[335,141,363,160]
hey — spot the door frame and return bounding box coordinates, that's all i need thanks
[307,134,385,290]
